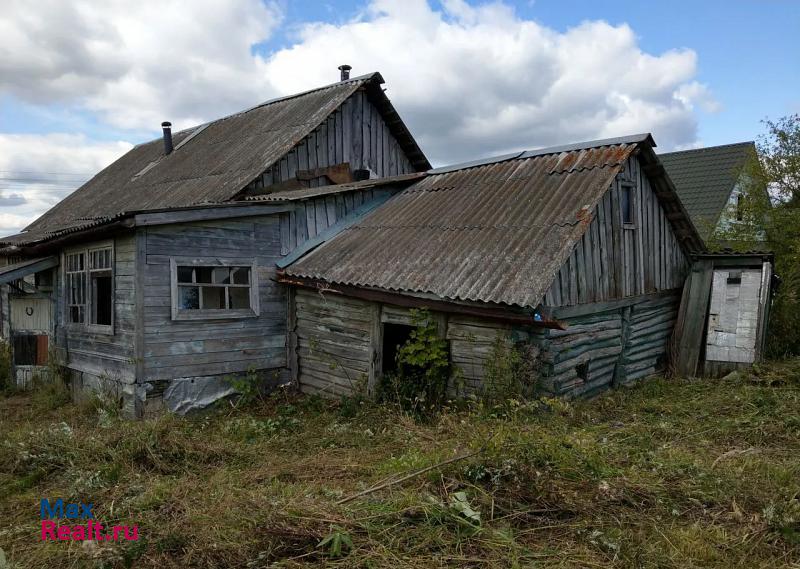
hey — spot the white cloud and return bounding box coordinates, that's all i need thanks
[0,0,719,233]
[0,134,131,235]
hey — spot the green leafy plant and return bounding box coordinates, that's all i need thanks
[225,366,264,408]
[317,528,353,558]
[481,336,540,407]
[379,309,451,418]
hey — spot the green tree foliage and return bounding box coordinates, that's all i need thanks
[709,114,800,356]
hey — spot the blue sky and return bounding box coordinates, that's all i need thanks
[0,0,798,234]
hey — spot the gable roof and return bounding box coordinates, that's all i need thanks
[14,72,429,241]
[659,142,755,238]
[284,134,702,308]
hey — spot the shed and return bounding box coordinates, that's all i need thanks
[280,134,706,399]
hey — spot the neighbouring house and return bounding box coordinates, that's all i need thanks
[0,69,429,416]
[659,142,760,242]
[0,69,775,415]
[278,134,708,399]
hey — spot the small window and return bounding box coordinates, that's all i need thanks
[65,252,86,324]
[736,195,744,221]
[576,362,589,382]
[65,245,114,330]
[621,185,634,225]
[89,247,113,326]
[171,261,258,320]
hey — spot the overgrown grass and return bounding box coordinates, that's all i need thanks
[1,361,799,567]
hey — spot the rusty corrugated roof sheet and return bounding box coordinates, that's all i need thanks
[286,136,649,308]
[17,73,429,239]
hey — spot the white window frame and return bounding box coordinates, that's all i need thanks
[63,241,115,335]
[169,258,260,321]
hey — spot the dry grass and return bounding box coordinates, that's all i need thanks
[1,360,799,568]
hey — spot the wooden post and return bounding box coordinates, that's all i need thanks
[367,304,383,398]
[612,305,632,388]
[287,287,299,388]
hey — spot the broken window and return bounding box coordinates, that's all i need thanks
[65,245,114,330]
[65,252,86,324]
[171,261,258,319]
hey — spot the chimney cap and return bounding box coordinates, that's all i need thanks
[161,121,172,128]
[338,64,352,81]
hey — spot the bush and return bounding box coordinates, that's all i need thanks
[0,339,11,393]
[379,309,451,418]
[481,336,540,406]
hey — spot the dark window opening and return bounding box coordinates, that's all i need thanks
[576,362,589,382]
[736,195,744,221]
[91,274,113,326]
[727,270,742,285]
[382,323,415,375]
[621,185,634,224]
[13,334,48,366]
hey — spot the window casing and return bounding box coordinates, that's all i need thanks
[621,183,635,226]
[170,258,259,321]
[64,244,114,333]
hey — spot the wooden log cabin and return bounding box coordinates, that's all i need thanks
[0,70,430,416]
[0,67,771,415]
[280,134,707,399]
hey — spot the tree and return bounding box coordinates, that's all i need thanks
[711,114,800,356]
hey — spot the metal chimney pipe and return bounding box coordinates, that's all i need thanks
[338,64,352,81]
[161,121,173,155]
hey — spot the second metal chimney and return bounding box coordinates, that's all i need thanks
[338,64,352,81]
[161,121,173,155]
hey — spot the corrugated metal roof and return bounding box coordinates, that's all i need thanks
[248,172,425,202]
[18,73,429,238]
[659,142,755,239]
[286,138,644,308]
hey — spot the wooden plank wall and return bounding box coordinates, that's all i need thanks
[534,293,680,398]
[56,234,137,382]
[447,316,511,395]
[544,155,688,307]
[294,288,372,396]
[279,187,396,255]
[246,90,415,193]
[140,216,287,382]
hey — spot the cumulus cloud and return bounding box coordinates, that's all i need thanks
[0,0,718,232]
[0,134,131,235]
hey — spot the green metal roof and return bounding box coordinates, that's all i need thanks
[659,142,755,239]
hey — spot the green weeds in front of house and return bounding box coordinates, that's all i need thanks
[1,359,799,568]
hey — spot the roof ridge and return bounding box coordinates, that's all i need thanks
[134,72,383,148]
[659,141,755,157]
[428,133,653,175]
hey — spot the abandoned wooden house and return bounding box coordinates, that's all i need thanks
[0,67,776,415]
[278,134,709,399]
[0,70,430,416]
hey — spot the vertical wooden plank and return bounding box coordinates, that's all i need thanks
[134,229,146,402]
[353,92,364,170]
[610,180,623,298]
[569,249,578,305]
[297,205,309,244]
[340,98,350,164]
[633,159,646,296]
[325,196,337,226]
[318,123,328,170]
[327,114,336,167]
[596,200,608,299]
[288,210,297,251]
[367,303,382,397]
[577,235,589,304]
[335,194,346,219]
[287,287,298,387]
[279,213,289,255]
[306,202,317,239]
[315,198,328,233]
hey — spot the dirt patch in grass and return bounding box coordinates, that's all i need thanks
[1,361,799,567]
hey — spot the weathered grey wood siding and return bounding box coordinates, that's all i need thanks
[279,187,399,254]
[140,217,286,382]
[56,234,137,382]
[544,155,688,307]
[535,293,679,397]
[247,90,415,193]
[447,316,511,395]
[294,288,371,396]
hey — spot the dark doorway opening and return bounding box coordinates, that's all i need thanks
[382,323,415,375]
